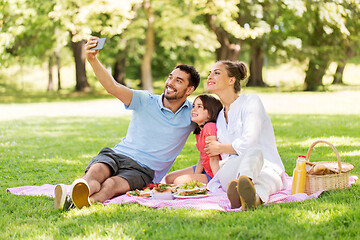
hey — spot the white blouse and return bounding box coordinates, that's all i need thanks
[216,94,285,175]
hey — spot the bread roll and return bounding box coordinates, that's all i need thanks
[308,164,330,175]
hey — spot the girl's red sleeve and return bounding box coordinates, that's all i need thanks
[203,122,217,137]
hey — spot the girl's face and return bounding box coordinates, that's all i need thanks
[191,97,210,126]
[206,62,232,93]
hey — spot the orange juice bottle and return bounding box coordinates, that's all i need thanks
[291,155,307,194]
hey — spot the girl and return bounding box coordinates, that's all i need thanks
[165,94,223,185]
[205,60,286,210]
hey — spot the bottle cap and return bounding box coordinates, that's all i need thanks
[298,155,306,158]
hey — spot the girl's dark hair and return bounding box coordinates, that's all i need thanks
[193,94,223,134]
[217,60,248,93]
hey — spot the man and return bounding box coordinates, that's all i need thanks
[54,36,200,210]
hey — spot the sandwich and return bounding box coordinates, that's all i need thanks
[176,180,207,196]
[127,188,152,197]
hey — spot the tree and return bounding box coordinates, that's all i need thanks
[47,56,54,91]
[70,32,89,91]
[150,0,219,81]
[192,0,276,86]
[333,48,354,84]
[242,0,284,86]
[49,0,136,91]
[111,0,218,89]
[332,0,360,84]
[199,0,248,61]
[141,0,154,92]
[277,0,358,90]
[0,0,60,82]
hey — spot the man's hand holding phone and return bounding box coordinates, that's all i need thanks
[90,38,106,50]
[85,37,106,61]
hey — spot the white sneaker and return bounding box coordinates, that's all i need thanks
[70,179,91,209]
[54,184,74,210]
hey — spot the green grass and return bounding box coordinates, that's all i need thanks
[1,109,359,239]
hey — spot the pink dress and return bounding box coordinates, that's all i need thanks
[195,122,219,178]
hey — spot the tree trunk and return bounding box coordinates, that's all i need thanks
[206,14,242,61]
[332,47,354,85]
[141,0,154,92]
[70,33,90,91]
[248,43,265,86]
[47,56,54,91]
[304,59,328,91]
[56,49,62,91]
[113,51,126,85]
[216,38,241,61]
[333,63,345,84]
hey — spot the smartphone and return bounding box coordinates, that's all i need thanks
[90,38,106,50]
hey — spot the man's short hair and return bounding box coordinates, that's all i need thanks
[175,64,200,90]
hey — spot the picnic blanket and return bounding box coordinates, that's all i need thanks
[6,175,358,212]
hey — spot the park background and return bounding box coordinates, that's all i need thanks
[1,0,360,239]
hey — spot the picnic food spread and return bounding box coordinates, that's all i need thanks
[126,183,176,198]
[126,180,208,199]
[299,140,354,195]
[175,180,207,196]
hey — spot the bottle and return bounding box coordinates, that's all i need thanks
[291,155,307,194]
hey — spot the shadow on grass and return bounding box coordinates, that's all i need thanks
[3,183,359,239]
[1,114,360,239]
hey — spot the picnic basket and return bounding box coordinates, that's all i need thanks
[304,140,354,195]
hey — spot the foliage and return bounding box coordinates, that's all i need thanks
[152,0,219,77]
[274,0,360,90]
[1,0,360,92]
[0,0,59,66]
[48,0,136,41]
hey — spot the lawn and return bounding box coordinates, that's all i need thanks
[1,95,360,239]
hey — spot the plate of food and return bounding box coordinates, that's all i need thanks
[151,183,176,200]
[173,193,209,199]
[126,183,176,199]
[126,188,152,198]
[174,180,208,199]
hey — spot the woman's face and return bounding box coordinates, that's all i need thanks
[206,62,232,94]
[191,97,210,126]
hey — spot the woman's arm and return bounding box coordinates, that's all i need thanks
[204,136,237,157]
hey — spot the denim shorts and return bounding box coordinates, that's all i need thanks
[85,147,155,190]
[192,165,212,182]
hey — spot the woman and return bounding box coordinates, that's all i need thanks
[204,60,286,210]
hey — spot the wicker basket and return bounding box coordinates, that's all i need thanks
[304,140,353,195]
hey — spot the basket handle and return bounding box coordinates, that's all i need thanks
[305,140,342,173]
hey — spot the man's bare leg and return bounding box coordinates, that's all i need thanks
[82,162,112,196]
[90,176,131,203]
[70,163,112,208]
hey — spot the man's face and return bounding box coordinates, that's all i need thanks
[164,68,193,101]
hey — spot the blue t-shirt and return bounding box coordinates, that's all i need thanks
[113,90,195,182]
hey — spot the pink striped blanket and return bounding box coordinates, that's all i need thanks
[6,175,357,212]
